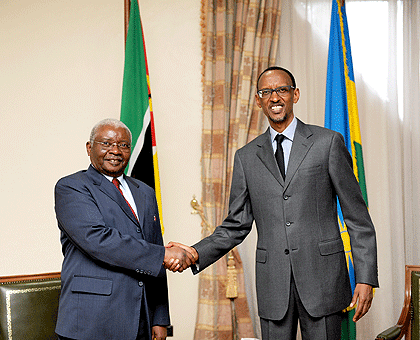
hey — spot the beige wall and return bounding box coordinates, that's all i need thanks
[0,1,201,339]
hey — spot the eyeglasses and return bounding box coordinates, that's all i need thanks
[257,85,295,98]
[93,140,131,152]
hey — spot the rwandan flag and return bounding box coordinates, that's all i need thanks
[324,0,368,339]
[120,0,164,232]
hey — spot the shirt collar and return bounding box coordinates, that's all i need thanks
[103,173,125,184]
[269,116,298,143]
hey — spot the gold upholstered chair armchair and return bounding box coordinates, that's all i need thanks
[376,265,420,340]
[0,272,61,340]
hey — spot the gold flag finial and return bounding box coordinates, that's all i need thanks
[190,195,212,232]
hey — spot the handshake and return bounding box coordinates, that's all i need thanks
[163,242,198,272]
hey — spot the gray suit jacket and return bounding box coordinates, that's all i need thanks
[193,119,378,320]
[55,165,170,340]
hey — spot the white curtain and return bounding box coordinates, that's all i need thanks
[238,0,420,339]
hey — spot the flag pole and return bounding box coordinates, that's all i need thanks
[124,0,130,44]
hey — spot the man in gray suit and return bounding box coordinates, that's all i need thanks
[167,67,378,340]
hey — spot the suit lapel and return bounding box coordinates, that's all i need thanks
[284,119,314,189]
[256,120,314,189]
[125,176,145,233]
[256,129,284,186]
[87,165,141,228]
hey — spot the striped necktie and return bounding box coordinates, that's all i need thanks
[112,178,138,221]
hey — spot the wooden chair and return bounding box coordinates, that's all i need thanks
[0,272,61,340]
[376,265,420,340]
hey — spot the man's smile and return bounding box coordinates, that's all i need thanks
[270,103,284,113]
[105,158,123,165]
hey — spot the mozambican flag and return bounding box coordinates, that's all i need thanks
[120,0,164,232]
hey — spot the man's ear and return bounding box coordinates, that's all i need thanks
[86,141,91,156]
[255,93,262,108]
[293,88,300,104]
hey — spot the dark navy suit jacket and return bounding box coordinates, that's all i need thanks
[55,165,170,340]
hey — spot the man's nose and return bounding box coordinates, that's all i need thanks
[270,90,281,101]
[108,144,122,153]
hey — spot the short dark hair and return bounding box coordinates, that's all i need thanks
[256,66,296,89]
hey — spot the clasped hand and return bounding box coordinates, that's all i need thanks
[163,242,198,272]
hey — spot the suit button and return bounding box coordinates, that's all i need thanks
[135,269,140,273]
[138,281,144,287]
[284,249,290,255]
[285,221,291,227]
[136,228,141,233]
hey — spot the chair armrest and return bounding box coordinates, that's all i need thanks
[375,325,402,340]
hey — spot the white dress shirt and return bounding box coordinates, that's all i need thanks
[103,173,138,217]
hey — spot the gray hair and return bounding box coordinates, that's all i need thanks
[89,118,132,143]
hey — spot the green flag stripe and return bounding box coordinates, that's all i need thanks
[341,309,356,340]
[120,0,148,150]
[354,141,368,206]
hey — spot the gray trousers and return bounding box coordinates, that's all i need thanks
[260,276,343,340]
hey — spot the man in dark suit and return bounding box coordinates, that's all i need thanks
[55,118,193,340]
[167,67,378,340]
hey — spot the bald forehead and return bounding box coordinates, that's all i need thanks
[257,70,294,89]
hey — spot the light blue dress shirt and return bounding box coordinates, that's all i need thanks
[269,116,297,174]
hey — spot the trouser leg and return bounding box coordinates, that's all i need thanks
[136,302,151,340]
[260,277,299,340]
[260,275,343,340]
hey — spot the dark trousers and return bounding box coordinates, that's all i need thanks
[57,329,150,340]
[136,305,150,340]
[57,319,149,340]
[56,304,151,340]
[57,333,149,340]
[260,277,343,340]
